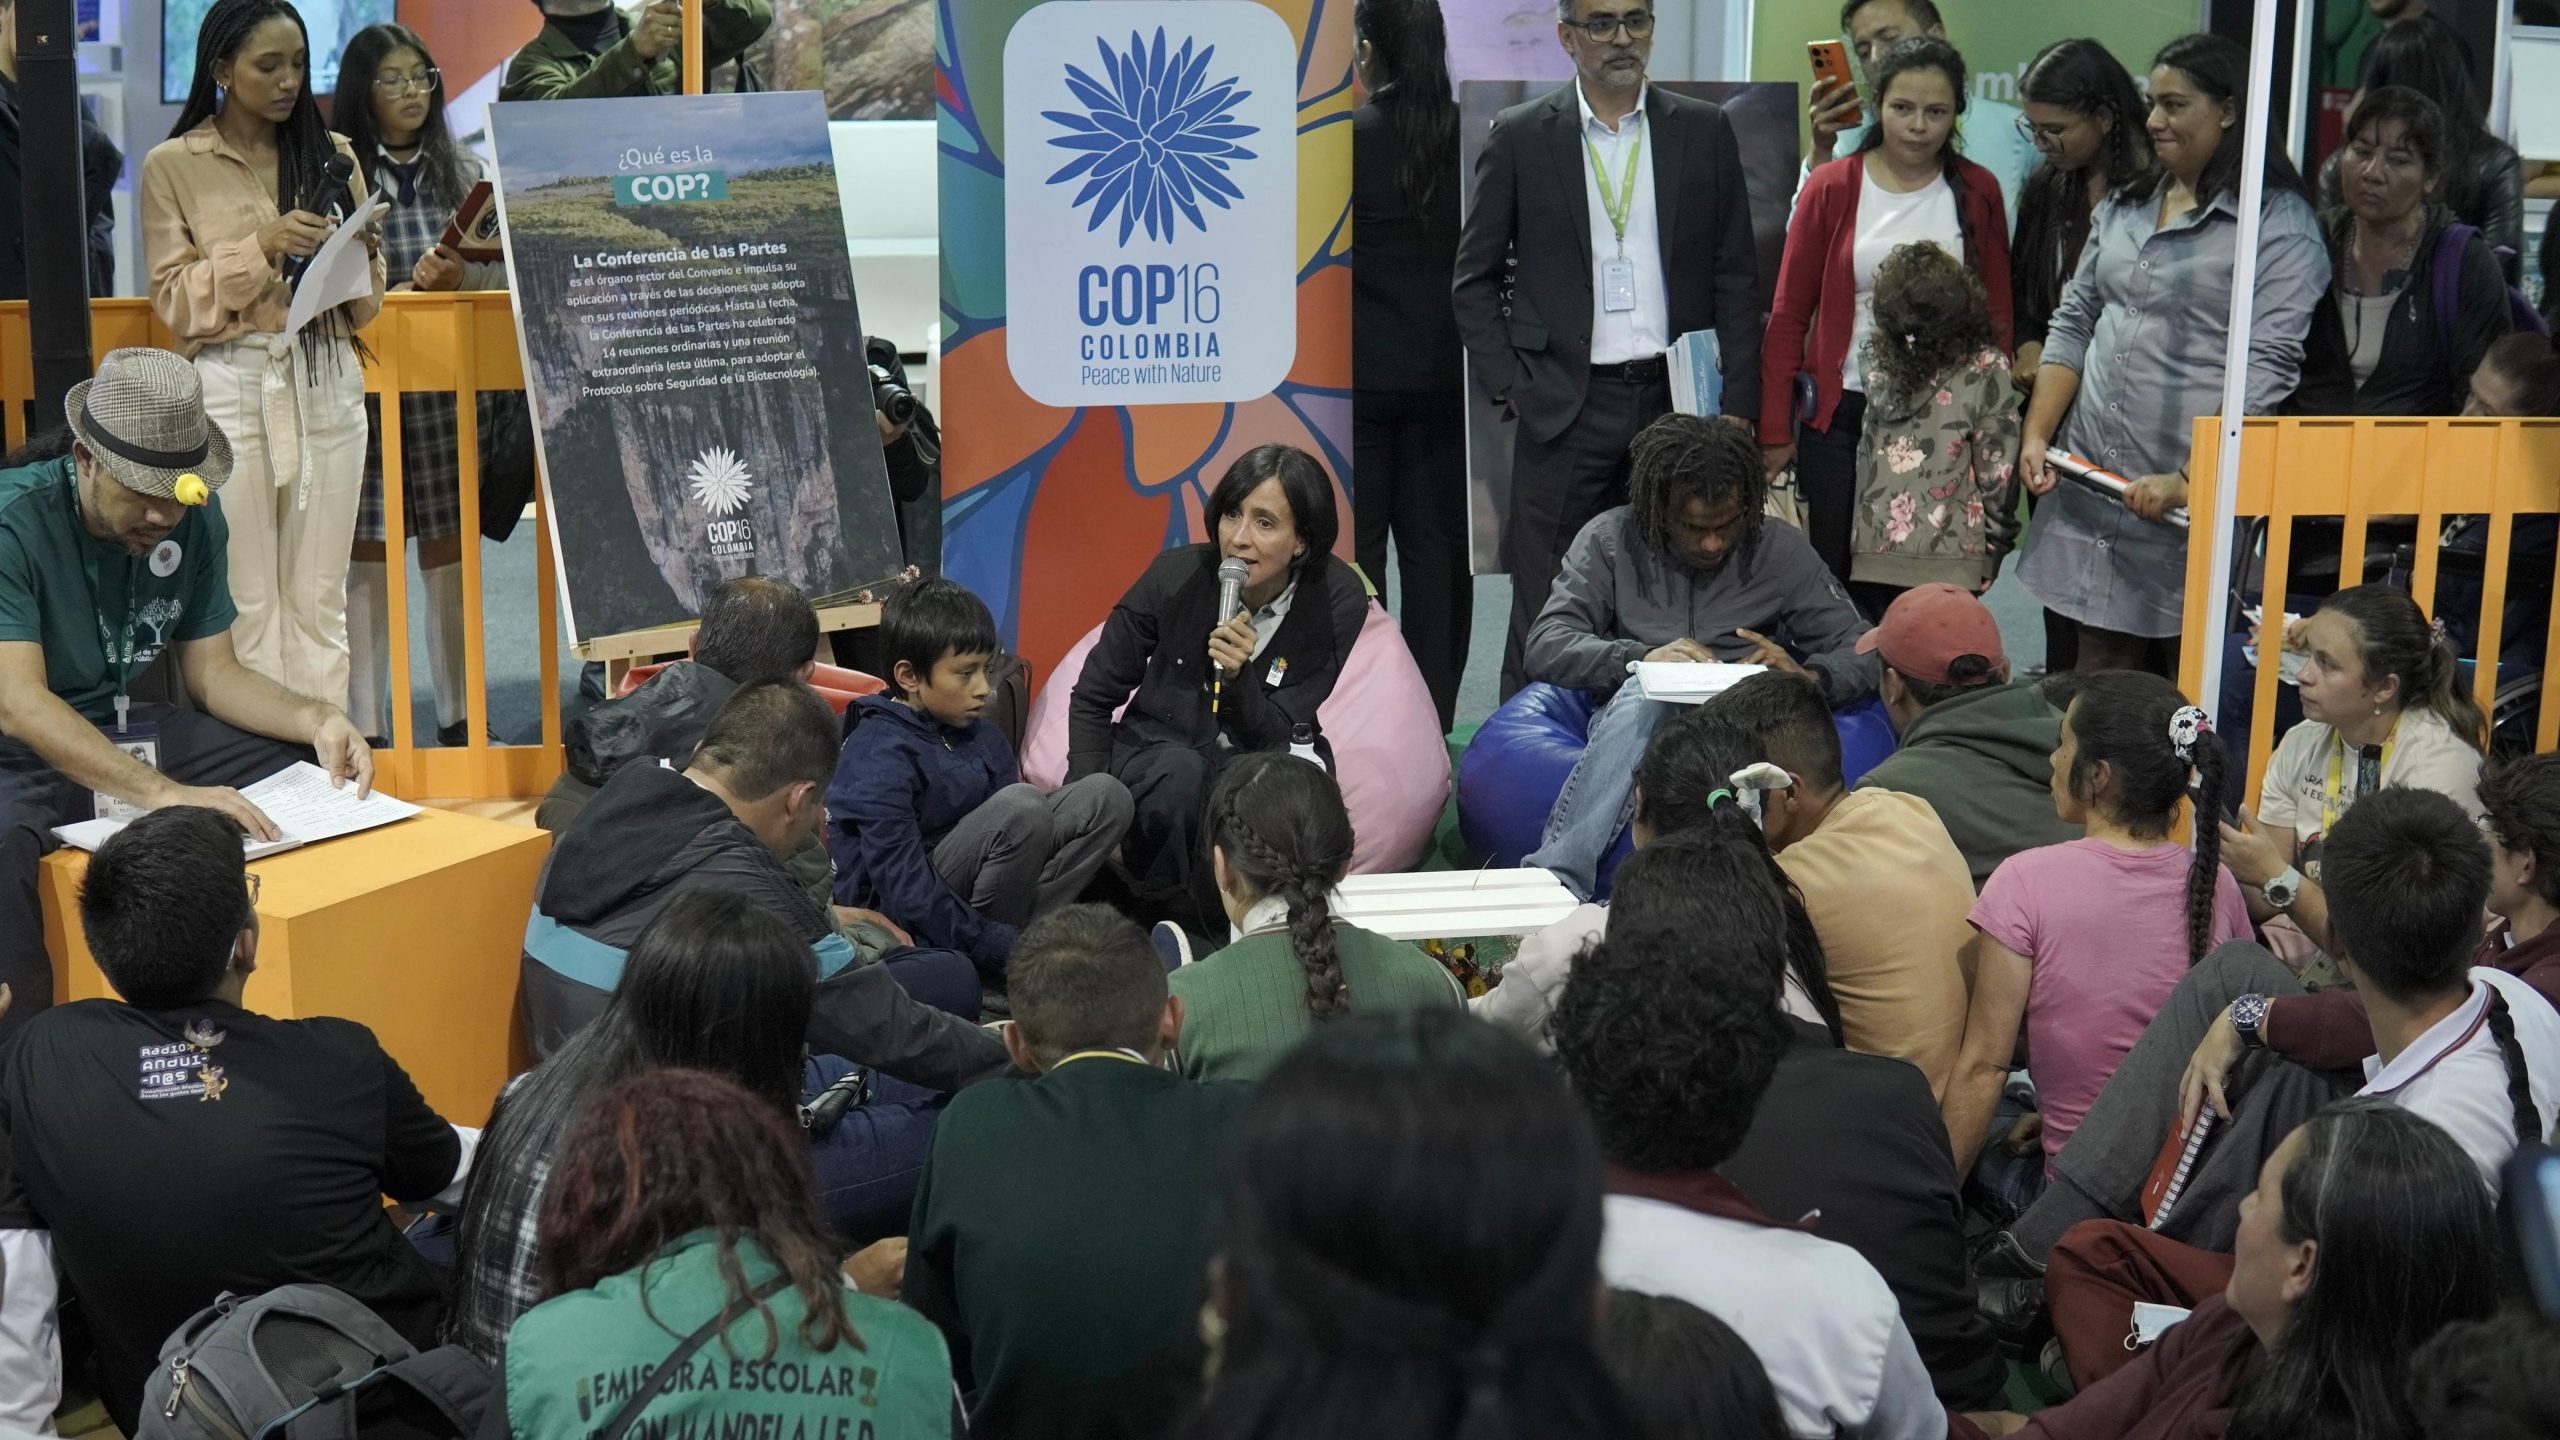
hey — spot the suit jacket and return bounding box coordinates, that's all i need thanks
[1719,1018,2003,1409]
[1353,91,1464,395]
[1452,83,1762,442]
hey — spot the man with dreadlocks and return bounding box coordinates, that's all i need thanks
[1522,414,1874,899]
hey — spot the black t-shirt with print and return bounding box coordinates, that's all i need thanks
[0,999,459,1432]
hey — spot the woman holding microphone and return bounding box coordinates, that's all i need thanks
[143,0,382,705]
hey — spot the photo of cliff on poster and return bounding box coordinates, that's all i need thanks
[487,91,902,643]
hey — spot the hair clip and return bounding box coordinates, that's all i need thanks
[2167,704,2211,762]
[2428,615,2451,645]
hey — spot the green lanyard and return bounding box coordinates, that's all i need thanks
[1584,125,1645,251]
[68,468,143,727]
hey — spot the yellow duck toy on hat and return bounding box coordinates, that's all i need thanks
[172,473,209,506]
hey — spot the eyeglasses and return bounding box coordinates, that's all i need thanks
[245,872,262,907]
[2015,115,2079,148]
[373,69,440,97]
[1568,10,1654,40]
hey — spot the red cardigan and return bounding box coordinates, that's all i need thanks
[1758,153,2014,440]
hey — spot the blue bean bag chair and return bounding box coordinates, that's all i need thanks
[1458,682,1899,898]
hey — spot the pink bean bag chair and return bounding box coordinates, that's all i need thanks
[1021,601,1451,873]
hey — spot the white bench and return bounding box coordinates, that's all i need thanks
[1332,868,1583,942]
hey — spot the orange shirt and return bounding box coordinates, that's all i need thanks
[1776,787,1977,1101]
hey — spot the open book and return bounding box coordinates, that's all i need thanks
[53,763,422,861]
[1627,660,1766,704]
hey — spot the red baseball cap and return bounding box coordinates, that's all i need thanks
[1855,583,2010,687]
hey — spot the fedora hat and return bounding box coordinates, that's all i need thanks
[63,348,234,502]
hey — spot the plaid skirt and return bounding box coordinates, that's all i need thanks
[358,389,475,543]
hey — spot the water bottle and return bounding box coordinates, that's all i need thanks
[1289,722,1325,772]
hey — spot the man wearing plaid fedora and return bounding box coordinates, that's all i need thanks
[0,348,372,1038]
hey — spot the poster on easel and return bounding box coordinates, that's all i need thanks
[488,90,902,644]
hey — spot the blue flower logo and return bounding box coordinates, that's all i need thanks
[1043,28,1259,246]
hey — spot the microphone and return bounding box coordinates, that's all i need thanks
[1213,557,1248,711]
[286,153,357,285]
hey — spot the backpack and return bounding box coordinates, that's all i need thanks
[136,1285,489,1440]
[2433,222,2552,363]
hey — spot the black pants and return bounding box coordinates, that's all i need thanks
[1795,389,1866,587]
[1109,740,1228,936]
[0,706,307,1041]
[1501,372,1672,697]
[1354,387,1471,732]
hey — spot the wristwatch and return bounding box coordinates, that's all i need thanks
[2230,993,2270,1052]
[2261,866,2304,912]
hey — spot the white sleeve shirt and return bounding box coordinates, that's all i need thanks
[1578,81,1670,365]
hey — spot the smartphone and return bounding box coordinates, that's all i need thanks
[2508,1142,2560,1320]
[1807,40,1863,128]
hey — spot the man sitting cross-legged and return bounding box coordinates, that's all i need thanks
[0,808,459,1433]
[905,904,1251,1440]
[1555,853,1946,1440]
[1521,413,1875,899]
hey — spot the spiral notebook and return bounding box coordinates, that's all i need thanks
[2142,1103,2222,1229]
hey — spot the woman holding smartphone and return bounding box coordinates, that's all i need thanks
[142,0,383,705]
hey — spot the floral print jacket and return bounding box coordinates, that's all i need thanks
[1851,347,2022,591]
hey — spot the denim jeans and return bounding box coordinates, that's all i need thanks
[1523,687,1680,901]
[804,1053,945,1246]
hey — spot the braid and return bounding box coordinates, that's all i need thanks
[2185,732,2231,966]
[2484,989,2546,1145]
[1212,784,1352,1023]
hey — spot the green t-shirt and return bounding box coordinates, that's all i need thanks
[0,456,236,724]
[1168,921,1462,1081]
[506,1231,955,1440]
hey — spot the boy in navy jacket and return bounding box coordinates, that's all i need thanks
[827,580,1132,981]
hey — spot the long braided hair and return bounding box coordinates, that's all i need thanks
[1208,751,1357,1023]
[1625,414,1767,598]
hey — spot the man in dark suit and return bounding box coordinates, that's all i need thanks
[1453,0,1762,696]
[903,905,1251,1440]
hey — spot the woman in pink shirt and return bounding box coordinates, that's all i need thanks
[1942,671,2251,1181]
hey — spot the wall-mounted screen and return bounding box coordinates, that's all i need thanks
[163,0,397,106]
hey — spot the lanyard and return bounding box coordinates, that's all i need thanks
[1584,125,1645,250]
[2320,716,2398,837]
[68,467,144,730]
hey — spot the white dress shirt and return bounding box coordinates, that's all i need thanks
[1602,1195,1943,1440]
[1577,81,1669,365]
[2359,967,2560,1191]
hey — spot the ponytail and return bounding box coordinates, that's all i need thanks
[1689,789,1848,1046]
[2485,988,2546,1145]
[2421,623,2490,753]
[2180,714,2231,967]
[1208,752,1358,1024]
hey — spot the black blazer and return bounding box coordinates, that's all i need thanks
[1066,545,1370,779]
[1353,92,1464,395]
[1718,1019,2004,1409]
[1451,83,1762,442]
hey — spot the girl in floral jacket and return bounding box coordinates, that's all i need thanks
[1851,242,2021,616]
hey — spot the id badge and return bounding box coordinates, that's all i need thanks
[94,721,163,822]
[1600,255,1637,313]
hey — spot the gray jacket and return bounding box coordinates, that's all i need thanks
[1525,507,1878,702]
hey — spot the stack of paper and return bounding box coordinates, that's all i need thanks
[1666,329,1723,418]
[1628,660,1766,704]
[53,763,422,860]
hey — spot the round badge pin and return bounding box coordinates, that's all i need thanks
[150,540,182,578]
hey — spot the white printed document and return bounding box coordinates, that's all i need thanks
[1628,660,1767,704]
[53,762,420,860]
[284,194,391,340]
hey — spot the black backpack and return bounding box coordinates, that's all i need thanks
[136,1286,491,1440]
